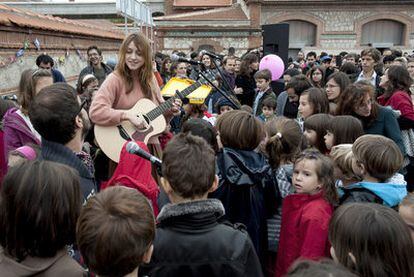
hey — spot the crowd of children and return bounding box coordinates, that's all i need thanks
[0,34,414,277]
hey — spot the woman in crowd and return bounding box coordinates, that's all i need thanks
[307,66,326,88]
[3,69,53,159]
[235,53,259,106]
[160,57,172,84]
[324,72,351,114]
[378,65,414,129]
[335,81,405,155]
[170,61,188,79]
[89,33,180,153]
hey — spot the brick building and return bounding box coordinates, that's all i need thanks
[0,3,124,94]
[153,0,414,57]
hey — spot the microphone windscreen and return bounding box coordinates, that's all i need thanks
[171,54,180,62]
[126,141,139,153]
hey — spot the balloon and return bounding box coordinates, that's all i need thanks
[259,54,285,81]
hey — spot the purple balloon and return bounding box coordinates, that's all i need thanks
[259,54,285,81]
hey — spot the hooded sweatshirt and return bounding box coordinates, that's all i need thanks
[211,147,277,258]
[339,181,407,208]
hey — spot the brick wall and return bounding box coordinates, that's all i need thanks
[0,26,121,94]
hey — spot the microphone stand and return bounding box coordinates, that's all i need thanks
[196,68,240,110]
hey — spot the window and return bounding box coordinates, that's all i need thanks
[361,20,404,47]
[283,20,316,49]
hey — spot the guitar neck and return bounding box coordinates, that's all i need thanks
[145,81,203,121]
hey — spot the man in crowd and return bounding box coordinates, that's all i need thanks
[356,48,382,88]
[303,51,318,74]
[29,83,96,203]
[221,56,237,92]
[36,54,66,83]
[78,46,113,88]
[344,52,359,66]
[296,51,305,66]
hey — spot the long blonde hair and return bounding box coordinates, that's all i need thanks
[116,33,153,99]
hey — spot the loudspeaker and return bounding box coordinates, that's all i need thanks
[262,24,289,68]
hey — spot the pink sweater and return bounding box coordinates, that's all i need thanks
[89,72,165,126]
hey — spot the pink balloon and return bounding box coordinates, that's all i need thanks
[259,54,285,81]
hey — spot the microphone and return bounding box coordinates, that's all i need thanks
[200,50,222,60]
[171,54,201,66]
[126,141,162,167]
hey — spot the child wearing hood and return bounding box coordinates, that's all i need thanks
[339,134,407,208]
[212,110,276,265]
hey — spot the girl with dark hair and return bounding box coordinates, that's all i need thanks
[329,203,414,277]
[189,53,218,81]
[378,65,414,129]
[160,57,172,84]
[336,81,405,155]
[324,115,364,151]
[235,53,259,106]
[264,118,303,257]
[325,72,351,114]
[3,69,52,160]
[303,114,333,154]
[298,88,330,119]
[307,66,326,88]
[0,160,84,276]
[275,149,338,276]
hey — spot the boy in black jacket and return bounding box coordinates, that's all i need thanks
[140,133,263,277]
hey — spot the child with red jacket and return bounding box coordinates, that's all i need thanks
[275,149,338,276]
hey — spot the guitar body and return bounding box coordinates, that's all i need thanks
[94,98,167,163]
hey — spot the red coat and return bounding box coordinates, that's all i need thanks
[275,191,333,277]
[101,141,160,215]
[378,90,414,121]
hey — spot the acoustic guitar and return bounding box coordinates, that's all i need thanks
[94,75,212,163]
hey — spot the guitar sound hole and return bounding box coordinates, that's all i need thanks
[142,114,150,125]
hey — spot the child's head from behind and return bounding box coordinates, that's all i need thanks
[329,203,414,277]
[324,116,364,150]
[293,149,338,204]
[304,113,333,153]
[265,117,302,169]
[330,144,362,185]
[262,97,276,118]
[352,134,403,182]
[8,144,39,168]
[77,186,155,276]
[216,110,264,150]
[0,160,81,261]
[181,118,218,152]
[162,133,217,201]
[254,69,272,91]
[399,193,414,241]
[299,88,330,119]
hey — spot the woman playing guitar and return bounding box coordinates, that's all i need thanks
[89,33,180,171]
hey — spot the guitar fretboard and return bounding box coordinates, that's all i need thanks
[145,81,203,121]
